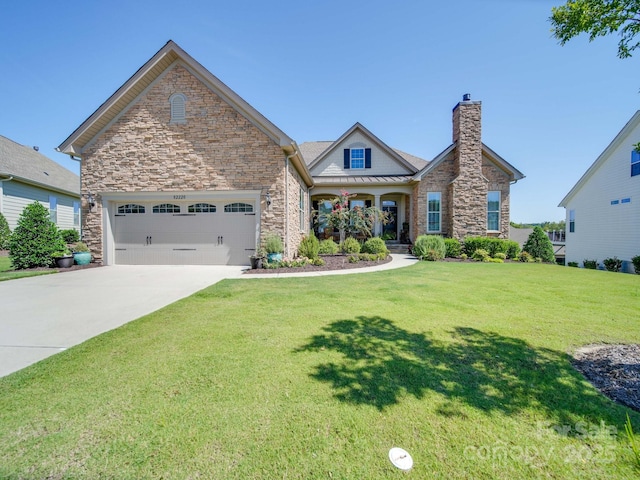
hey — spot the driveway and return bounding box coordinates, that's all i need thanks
[0,265,246,377]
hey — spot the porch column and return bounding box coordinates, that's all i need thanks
[374,194,381,236]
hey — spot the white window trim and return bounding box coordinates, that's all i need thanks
[427,192,441,233]
[350,148,365,169]
[487,191,500,232]
[49,195,58,224]
[569,209,575,233]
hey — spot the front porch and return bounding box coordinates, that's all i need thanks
[311,189,413,244]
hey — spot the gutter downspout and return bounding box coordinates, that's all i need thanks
[0,176,14,219]
[285,146,299,258]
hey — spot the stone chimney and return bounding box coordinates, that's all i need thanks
[452,94,482,178]
[449,94,488,240]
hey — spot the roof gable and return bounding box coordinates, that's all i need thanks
[0,135,79,196]
[305,123,424,177]
[59,41,297,155]
[59,40,312,186]
[413,142,524,182]
[559,110,640,207]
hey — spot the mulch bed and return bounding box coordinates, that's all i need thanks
[573,344,640,412]
[243,254,392,275]
[0,249,102,273]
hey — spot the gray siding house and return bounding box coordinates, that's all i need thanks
[0,135,80,232]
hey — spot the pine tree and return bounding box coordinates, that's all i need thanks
[523,226,556,263]
[9,202,65,269]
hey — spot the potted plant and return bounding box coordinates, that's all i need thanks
[250,247,266,269]
[72,242,92,265]
[52,248,74,268]
[264,234,283,263]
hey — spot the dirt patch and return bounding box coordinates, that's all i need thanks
[573,344,640,412]
[243,254,392,275]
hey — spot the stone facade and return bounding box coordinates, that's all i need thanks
[81,64,304,263]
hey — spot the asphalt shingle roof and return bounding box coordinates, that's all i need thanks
[0,135,79,196]
[299,141,429,172]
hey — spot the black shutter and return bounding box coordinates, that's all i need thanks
[365,148,372,168]
[344,149,350,169]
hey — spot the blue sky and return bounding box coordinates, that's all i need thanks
[1,0,637,223]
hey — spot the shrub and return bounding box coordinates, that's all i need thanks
[485,257,504,263]
[583,259,597,269]
[463,236,511,257]
[0,212,10,250]
[522,227,555,263]
[632,255,640,275]
[341,237,361,254]
[413,235,446,261]
[298,233,320,259]
[318,238,339,255]
[460,253,468,260]
[264,234,284,254]
[60,229,80,243]
[603,257,622,272]
[505,240,521,260]
[444,238,461,258]
[567,261,579,267]
[472,248,491,262]
[348,255,359,263]
[311,257,325,266]
[494,252,507,260]
[463,236,491,257]
[361,237,388,255]
[9,202,65,269]
[73,241,90,253]
[518,251,534,263]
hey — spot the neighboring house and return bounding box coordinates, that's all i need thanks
[559,111,640,273]
[58,41,524,266]
[0,135,80,232]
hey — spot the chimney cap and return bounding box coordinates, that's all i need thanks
[462,93,471,101]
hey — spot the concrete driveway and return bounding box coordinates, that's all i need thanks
[0,265,246,377]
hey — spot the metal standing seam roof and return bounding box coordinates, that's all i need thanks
[0,135,79,196]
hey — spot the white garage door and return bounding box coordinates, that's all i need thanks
[113,201,256,265]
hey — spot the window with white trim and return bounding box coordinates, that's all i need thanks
[350,148,365,169]
[569,209,575,233]
[224,202,253,213]
[73,201,80,226]
[632,150,640,177]
[188,203,216,213]
[152,204,180,213]
[487,191,500,231]
[427,192,441,232]
[49,195,57,224]
[299,188,305,231]
[118,204,145,214]
[169,93,187,124]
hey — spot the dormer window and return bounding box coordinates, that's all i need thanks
[169,93,187,124]
[343,147,372,170]
[632,150,640,177]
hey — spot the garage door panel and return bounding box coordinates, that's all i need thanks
[113,200,256,265]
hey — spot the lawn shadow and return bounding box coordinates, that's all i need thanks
[295,316,624,425]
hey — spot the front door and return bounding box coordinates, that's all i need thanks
[382,201,398,242]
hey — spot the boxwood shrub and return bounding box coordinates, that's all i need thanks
[340,237,361,254]
[444,238,461,258]
[361,237,388,255]
[318,239,339,255]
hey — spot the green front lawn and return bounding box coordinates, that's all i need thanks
[0,255,57,281]
[1,262,639,478]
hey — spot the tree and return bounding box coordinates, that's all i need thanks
[316,191,389,244]
[523,226,556,263]
[550,0,640,58]
[0,212,10,250]
[9,202,65,269]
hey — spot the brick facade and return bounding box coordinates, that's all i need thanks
[81,64,305,263]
